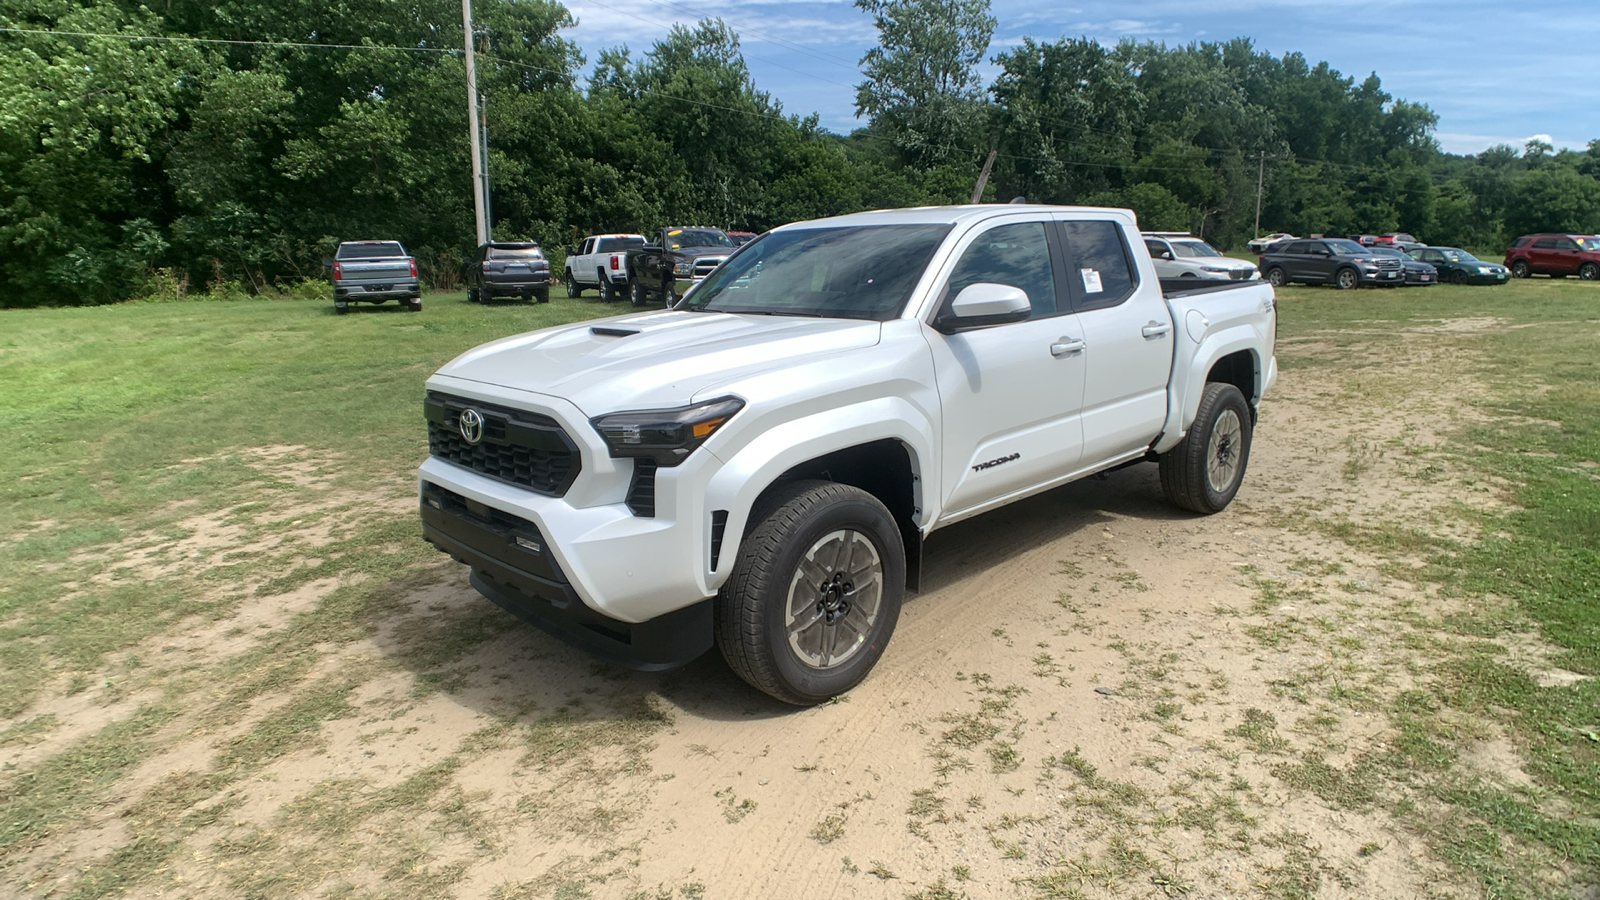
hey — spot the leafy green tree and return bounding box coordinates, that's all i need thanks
[854,0,995,169]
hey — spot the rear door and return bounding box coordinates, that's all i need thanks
[1552,237,1581,274]
[575,238,596,283]
[1058,216,1174,465]
[1144,237,1179,278]
[928,217,1087,521]
[1530,237,1559,273]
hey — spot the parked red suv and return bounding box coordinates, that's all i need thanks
[1503,233,1600,280]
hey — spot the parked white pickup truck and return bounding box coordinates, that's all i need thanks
[563,233,646,302]
[419,205,1278,704]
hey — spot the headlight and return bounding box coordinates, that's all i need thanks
[673,261,693,276]
[591,397,745,466]
[1200,266,1229,273]
[1478,266,1494,274]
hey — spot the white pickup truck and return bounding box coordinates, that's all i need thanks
[563,233,646,302]
[419,205,1278,704]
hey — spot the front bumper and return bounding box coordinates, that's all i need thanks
[1359,269,1405,286]
[419,481,711,669]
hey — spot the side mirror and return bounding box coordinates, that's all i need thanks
[935,283,1032,333]
[565,245,577,255]
[461,257,472,267]
[1160,250,1175,261]
[321,258,333,267]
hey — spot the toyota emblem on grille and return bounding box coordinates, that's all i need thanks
[458,409,485,445]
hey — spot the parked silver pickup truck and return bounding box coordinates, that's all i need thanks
[332,241,422,313]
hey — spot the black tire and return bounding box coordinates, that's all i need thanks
[599,270,617,302]
[1159,382,1253,515]
[1448,269,1468,285]
[1264,266,1286,287]
[467,287,480,303]
[716,480,905,706]
[564,270,583,297]
[1510,259,1531,279]
[665,281,680,308]
[630,279,647,307]
[406,297,422,312]
[1335,267,1359,291]
[1582,262,1600,281]
[534,287,550,304]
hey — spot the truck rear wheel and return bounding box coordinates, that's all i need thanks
[716,481,904,706]
[1159,382,1252,514]
[599,270,618,301]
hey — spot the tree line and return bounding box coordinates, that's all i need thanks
[3,0,1598,307]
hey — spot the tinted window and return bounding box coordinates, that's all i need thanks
[1534,238,1558,249]
[1556,238,1579,251]
[683,224,952,320]
[337,242,405,259]
[1510,236,1529,247]
[596,237,645,253]
[487,245,543,259]
[1060,220,1136,311]
[945,222,1056,317]
[1282,241,1312,255]
[1144,238,1169,257]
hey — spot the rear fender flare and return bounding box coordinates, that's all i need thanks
[1153,328,1266,455]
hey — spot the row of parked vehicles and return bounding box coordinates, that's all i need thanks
[328,223,1598,315]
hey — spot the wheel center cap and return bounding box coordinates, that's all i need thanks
[818,574,852,622]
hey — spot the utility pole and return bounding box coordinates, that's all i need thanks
[462,0,489,246]
[1253,151,1265,239]
[971,149,998,204]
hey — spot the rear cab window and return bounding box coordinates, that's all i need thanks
[597,237,645,253]
[337,242,405,259]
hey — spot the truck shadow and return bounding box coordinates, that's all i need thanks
[370,460,1198,726]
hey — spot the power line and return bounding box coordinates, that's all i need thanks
[0,26,460,55]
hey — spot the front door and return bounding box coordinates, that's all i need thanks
[928,219,1087,521]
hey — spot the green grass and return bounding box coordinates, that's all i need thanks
[1274,277,1600,894]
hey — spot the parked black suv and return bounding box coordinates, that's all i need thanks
[464,241,551,304]
[1259,238,1404,290]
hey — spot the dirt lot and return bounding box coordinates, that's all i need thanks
[4,317,1587,898]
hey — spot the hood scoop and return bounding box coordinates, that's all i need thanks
[590,325,640,338]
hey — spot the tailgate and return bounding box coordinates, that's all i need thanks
[338,259,412,281]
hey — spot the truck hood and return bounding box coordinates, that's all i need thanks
[433,311,882,414]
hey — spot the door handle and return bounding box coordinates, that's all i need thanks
[1141,321,1171,338]
[1050,338,1086,357]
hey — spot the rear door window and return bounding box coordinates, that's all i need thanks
[1533,238,1558,249]
[1058,220,1138,312]
[1555,238,1579,251]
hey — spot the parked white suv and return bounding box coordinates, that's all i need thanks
[1143,233,1260,282]
[564,233,646,301]
[421,206,1278,704]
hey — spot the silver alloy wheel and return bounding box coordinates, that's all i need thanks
[1206,408,1243,493]
[785,528,884,669]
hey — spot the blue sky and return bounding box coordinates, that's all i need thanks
[562,0,1600,156]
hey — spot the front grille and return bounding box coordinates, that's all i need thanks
[1229,269,1253,281]
[1374,258,1402,271]
[425,393,580,496]
[692,256,727,279]
[626,459,657,517]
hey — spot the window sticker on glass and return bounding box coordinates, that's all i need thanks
[1081,268,1104,294]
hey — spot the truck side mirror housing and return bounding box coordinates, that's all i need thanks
[935,283,1032,333]
[1160,250,1175,261]
[565,245,577,255]
[321,258,333,267]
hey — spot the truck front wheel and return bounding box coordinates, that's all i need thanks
[1159,382,1253,514]
[716,481,905,706]
[629,279,647,307]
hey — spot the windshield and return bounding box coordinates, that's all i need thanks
[1436,248,1479,262]
[1325,239,1369,255]
[683,224,953,320]
[1171,240,1222,258]
[337,242,405,259]
[1577,237,1600,252]
[665,228,733,250]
